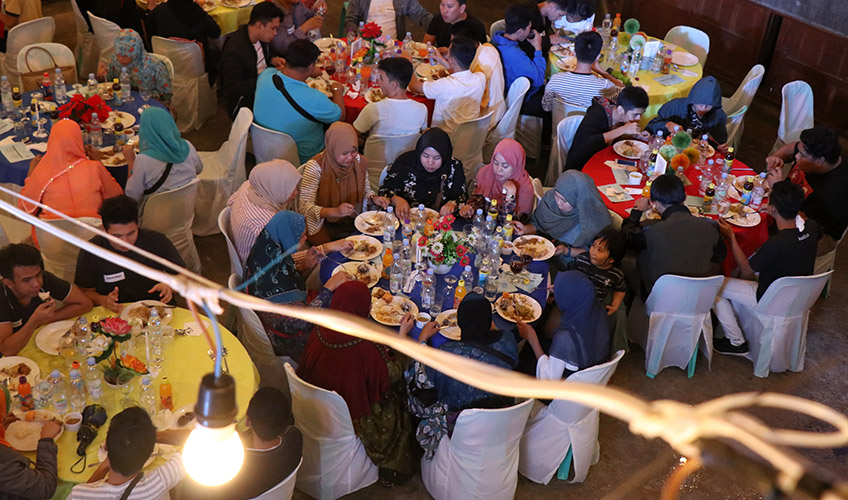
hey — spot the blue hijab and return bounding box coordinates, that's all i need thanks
[244,210,307,304]
[549,271,610,372]
[139,107,190,164]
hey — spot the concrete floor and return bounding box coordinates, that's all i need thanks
[43,0,848,498]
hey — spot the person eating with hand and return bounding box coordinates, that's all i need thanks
[646,76,728,154]
[0,244,93,356]
[75,196,185,313]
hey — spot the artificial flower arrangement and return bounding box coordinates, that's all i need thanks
[359,22,385,64]
[417,214,471,270]
[87,316,148,384]
[57,94,112,125]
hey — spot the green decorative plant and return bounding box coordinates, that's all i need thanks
[624,18,640,35]
[672,131,693,150]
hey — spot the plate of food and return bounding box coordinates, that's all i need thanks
[410,206,439,224]
[33,101,57,113]
[671,51,699,67]
[6,410,62,451]
[315,37,345,52]
[614,139,649,160]
[722,203,761,227]
[409,42,428,58]
[512,235,556,261]
[219,0,250,8]
[355,210,399,237]
[731,175,769,196]
[103,111,136,129]
[640,208,662,221]
[555,56,577,72]
[195,0,217,10]
[599,183,633,203]
[98,147,127,167]
[341,235,382,261]
[307,77,333,98]
[370,287,418,326]
[415,63,449,80]
[35,319,76,355]
[495,293,542,323]
[550,43,575,58]
[121,300,173,326]
[332,261,380,288]
[364,87,387,103]
[690,139,715,159]
[435,309,460,340]
[0,357,39,396]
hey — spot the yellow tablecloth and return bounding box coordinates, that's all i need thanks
[136,0,260,35]
[18,306,257,484]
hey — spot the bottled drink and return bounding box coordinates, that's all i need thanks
[725,146,735,171]
[148,308,163,376]
[400,238,412,273]
[358,21,365,37]
[608,36,618,65]
[11,86,21,109]
[402,220,413,241]
[50,370,68,413]
[698,134,711,160]
[650,42,664,72]
[0,76,12,114]
[159,377,174,411]
[403,32,414,54]
[650,130,664,151]
[472,209,485,233]
[648,149,658,177]
[120,67,131,101]
[112,78,122,105]
[740,176,754,205]
[628,49,642,74]
[68,369,86,411]
[381,248,393,279]
[415,237,426,270]
[460,265,474,289]
[420,268,435,310]
[454,279,467,308]
[382,207,395,246]
[601,13,612,44]
[642,179,652,199]
[414,207,426,235]
[424,218,435,237]
[347,29,356,45]
[661,49,672,74]
[485,215,496,234]
[87,73,97,98]
[85,357,103,402]
[611,12,621,37]
[389,253,403,293]
[487,199,498,221]
[715,172,729,203]
[41,72,53,100]
[139,375,156,416]
[53,68,67,104]
[751,172,766,210]
[478,256,492,287]
[702,183,715,211]
[89,113,102,147]
[18,377,33,411]
[503,214,514,241]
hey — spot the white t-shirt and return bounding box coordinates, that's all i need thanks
[69,454,185,500]
[542,71,616,111]
[254,41,267,73]
[368,0,397,40]
[353,97,428,136]
[471,43,505,128]
[423,70,486,134]
[553,13,595,35]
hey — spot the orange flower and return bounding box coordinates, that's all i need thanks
[670,153,690,170]
[682,147,700,166]
[120,355,148,374]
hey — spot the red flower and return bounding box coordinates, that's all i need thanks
[361,22,382,39]
[460,255,470,266]
[439,222,450,231]
[100,317,131,336]
[445,214,456,224]
[418,236,427,246]
[456,245,467,257]
[435,255,445,263]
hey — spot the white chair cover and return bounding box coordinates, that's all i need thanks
[772,80,814,154]
[148,53,175,84]
[16,43,76,92]
[451,110,494,184]
[0,17,55,88]
[151,36,216,132]
[70,0,98,78]
[363,133,420,191]
[482,77,530,163]
[639,274,724,377]
[87,11,119,69]
[725,105,748,152]
[721,64,764,117]
[546,114,585,186]
[516,115,543,160]
[489,19,505,39]
[285,363,378,500]
[519,350,625,485]
[250,122,300,166]
[193,107,253,235]
[814,227,847,299]
[664,26,710,67]
[218,208,244,279]
[732,272,831,377]
[34,217,102,282]
[249,458,302,500]
[139,179,201,273]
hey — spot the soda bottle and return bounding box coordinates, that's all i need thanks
[112,78,122,105]
[503,214,515,241]
[725,146,735,171]
[740,176,754,205]
[11,86,21,109]
[702,183,716,211]
[648,149,658,177]
[17,377,33,411]
[159,376,174,411]
[487,199,498,221]
[41,72,53,100]
[454,280,467,308]
[661,49,672,74]
[424,218,435,237]
[381,248,393,279]
[139,376,156,417]
[85,357,103,402]
[53,68,67,104]
[611,13,621,37]
[50,370,68,413]
[0,76,12,114]
[642,179,653,200]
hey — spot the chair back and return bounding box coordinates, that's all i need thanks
[363,133,420,191]
[546,114,585,185]
[722,64,764,116]
[69,0,89,35]
[725,105,748,150]
[484,77,530,162]
[755,272,831,318]
[222,107,254,186]
[250,122,300,166]
[489,19,505,39]
[549,350,625,424]
[664,26,710,66]
[87,11,119,58]
[646,274,723,315]
[451,110,495,183]
[219,208,244,279]
[777,80,814,144]
[148,53,175,84]
[139,179,201,273]
[34,217,102,282]
[151,36,204,78]
[551,97,588,131]
[16,43,76,92]
[249,458,303,500]
[5,17,56,82]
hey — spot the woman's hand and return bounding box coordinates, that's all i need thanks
[370,196,390,209]
[325,271,352,291]
[85,145,104,160]
[334,203,356,218]
[419,321,441,343]
[392,196,410,220]
[398,313,415,337]
[440,201,457,216]
[326,239,353,254]
[512,221,529,236]
[458,204,474,219]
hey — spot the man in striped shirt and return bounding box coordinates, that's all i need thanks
[542,30,623,112]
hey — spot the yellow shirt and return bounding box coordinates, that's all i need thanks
[4,0,42,24]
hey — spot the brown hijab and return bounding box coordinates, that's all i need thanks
[315,122,368,212]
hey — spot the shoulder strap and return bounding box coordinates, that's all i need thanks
[464,340,516,368]
[143,162,173,195]
[272,74,323,125]
[119,472,144,500]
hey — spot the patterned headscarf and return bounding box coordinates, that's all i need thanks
[106,29,172,103]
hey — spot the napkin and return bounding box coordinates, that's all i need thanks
[178,319,211,337]
[597,183,633,203]
[0,142,33,163]
[654,74,685,86]
[345,80,361,100]
[0,119,12,135]
[497,265,544,294]
[608,165,631,185]
[27,143,47,154]
[677,68,698,77]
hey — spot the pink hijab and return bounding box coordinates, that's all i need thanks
[474,139,534,216]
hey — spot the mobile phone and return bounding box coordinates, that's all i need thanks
[617,159,637,167]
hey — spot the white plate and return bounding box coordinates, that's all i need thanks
[341,235,383,261]
[555,56,577,72]
[551,43,574,58]
[120,300,173,326]
[35,319,76,355]
[199,0,216,12]
[691,139,715,158]
[512,235,556,261]
[613,139,649,160]
[363,87,386,103]
[410,42,428,58]
[415,63,448,80]
[410,206,439,224]
[355,210,399,237]
[722,207,762,227]
[671,51,699,67]
[103,111,135,129]
[170,404,197,429]
[495,293,542,323]
[219,0,250,7]
[99,146,127,167]
[307,77,333,98]
[332,261,380,288]
[370,295,417,326]
[731,176,769,196]
[0,357,39,396]
[6,410,62,451]
[315,37,346,52]
[435,309,460,340]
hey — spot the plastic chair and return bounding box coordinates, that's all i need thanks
[249,457,302,500]
[770,81,814,155]
[250,122,300,166]
[546,114,585,186]
[285,363,378,500]
[16,43,76,92]
[483,77,530,163]
[69,0,98,78]
[139,179,201,274]
[730,272,832,378]
[378,165,389,188]
[219,208,244,279]
[422,398,533,500]
[637,274,724,378]
[725,105,748,152]
[34,217,102,282]
[721,64,764,150]
[451,110,495,184]
[87,11,119,68]
[489,19,505,38]
[363,133,420,191]
[0,17,56,88]
[814,227,847,299]
[664,26,710,67]
[519,350,625,485]
[193,107,253,236]
[151,36,216,132]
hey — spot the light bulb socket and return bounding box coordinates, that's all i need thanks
[194,372,237,428]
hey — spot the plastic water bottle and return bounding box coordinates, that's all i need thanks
[651,130,664,151]
[85,357,102,402]
[139,375,156,417]
[390,254,403,293]
[403,32,414,54]
[472,209,485,233]
[358,21,365,37]
[89,113,102,147]
[0,76,12,115]
[68,369,86,411]
[383,206,395,246]
[478,256,492,286]
[427,42,436,66]
[485,215,496,234]
[698,134,711,159]
[120,68,131,101]
[50,370,68,413]
[87,73,97,98]
[420,268,435,310]
[751,173,766,210]
[460,265,475,289]
[53,68,67,104]
[601,13,612,45]
[400,238,412,273]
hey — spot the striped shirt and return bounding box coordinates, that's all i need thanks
[542,71,616,112]
[298,159,374,236]
[68,454,184,500]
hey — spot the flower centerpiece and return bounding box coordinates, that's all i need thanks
[90,317,147,385]
[359,22,385,64]
[57,94,111,126]
[418,214,470,274]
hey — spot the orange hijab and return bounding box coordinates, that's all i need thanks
[314,122,367,211]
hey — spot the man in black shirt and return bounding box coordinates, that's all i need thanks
[0,244,92,356]
[75,196,185,313]
[423,0,486,48]
[713,181,821,355]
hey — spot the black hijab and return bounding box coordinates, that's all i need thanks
[457,293,501,345]
[393,128,453,184]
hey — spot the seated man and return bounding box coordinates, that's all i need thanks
[345,0,433,40]
[565,86,650,171]
[0,244,92,356]
[0,392,61,500]
[270,0,325,56]
[491,3,547,117]
[622,174,726,298]
[765,126,847,255]
[423,0,486,48]
[219,2,284,119]
[69,408,184,500]
[353,57,428,138]
[74,196,185,313]
[408,36,485,134]
[450,20,505,128]
[254,39,345,164]
[0,0,42,50]
[713,181,820,355]
[646,76,728,151]
[543,31,622,111]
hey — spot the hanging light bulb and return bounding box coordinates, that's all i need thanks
[183,372,244,486]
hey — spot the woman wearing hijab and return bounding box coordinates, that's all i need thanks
[517,271,611,379]
[460,139,534,221]
[100,29,172,103]
[646,76,728,151]
[379,128,467,219]
[298,281,417,484]
[121,107,202,201]
[299,122,389,244]
[405,293,517,458]
[243,210,352,362]
[146,0,221,81]
[20,120,123,219]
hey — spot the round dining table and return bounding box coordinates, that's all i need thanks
[582,145,769,275]
[135,0,262,34]
[343,90,435,126]
[17,305,257,487]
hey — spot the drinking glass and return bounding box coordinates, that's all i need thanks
[443,275,458,300]
[117,371,136,409]
[429,295,443,316]
[485,277,499,301]
[138,82,151,112]
[13,121,26,141]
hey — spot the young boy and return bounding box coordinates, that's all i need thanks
[542,30,623,111]
[565,227,626,315]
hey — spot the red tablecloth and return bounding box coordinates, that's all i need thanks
[343,91,435,125]
[582,146,769,275]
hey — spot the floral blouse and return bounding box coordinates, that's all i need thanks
[379,158,468,210]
